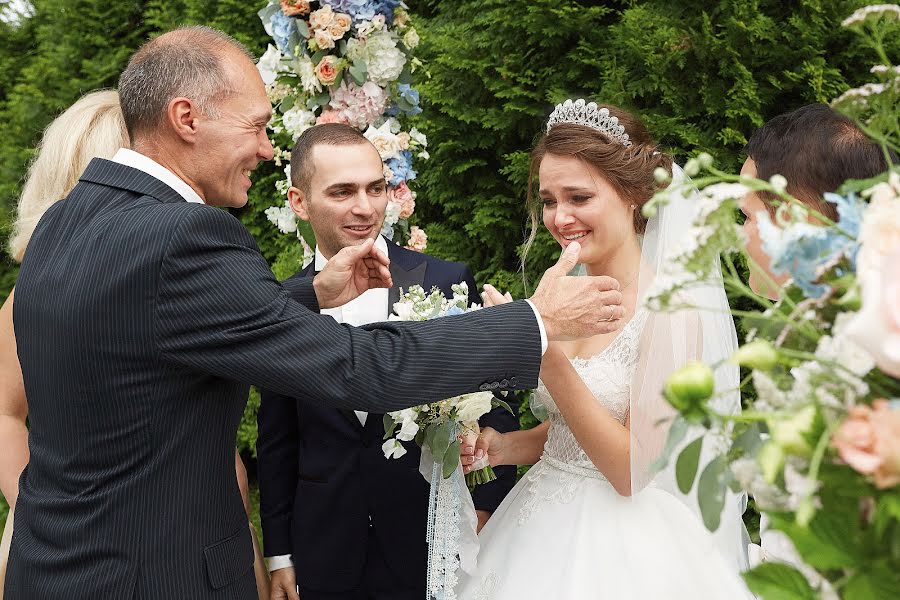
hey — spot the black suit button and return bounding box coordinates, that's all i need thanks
[510,377,518,387]
[479,383,491,391]
[499,379,509,388]
[489,382,499,390]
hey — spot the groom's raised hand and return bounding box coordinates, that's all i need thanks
[312,238,392,309]
[528,241,625,340]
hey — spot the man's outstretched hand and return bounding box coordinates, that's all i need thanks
[313,238,392,309]
[529,241,625,340]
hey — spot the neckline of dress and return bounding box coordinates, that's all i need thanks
[567,309,646,367]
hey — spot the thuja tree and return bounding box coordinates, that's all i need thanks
[411,0,890,294]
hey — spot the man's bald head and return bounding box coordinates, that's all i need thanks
[118,26,254,140]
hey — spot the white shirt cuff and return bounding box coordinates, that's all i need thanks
[524,300,548,355]
[267,554,294,572]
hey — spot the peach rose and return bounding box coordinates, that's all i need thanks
[327,22,347,41]
[397,131,410,150]
[314,55,340,86]
[308,5,334,30]
[389,182,416,219]
[314,29,335,50]
[280,0,310,16]
[333,13,352,33]
[406,225,427,252]
[833,399,900,489]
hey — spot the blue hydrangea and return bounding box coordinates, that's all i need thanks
[757,197,861,299]
[444,306,465,317]
[385,151,417,186]
[269,11,298,56]
[325,0,401,23]
[396,83,422,115]
[826,192,865,265]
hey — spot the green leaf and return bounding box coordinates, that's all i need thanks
[873,493,900,539]
[296,19,310,39]
[397,64,414,85]
[491,397,514,415]
[278,95,295,114]
[767,500,861,570]
[698,456,728,531]
[675,436,703,494]
[429,421,454,465]
[442,439,461,478]
[844,565,900,600]
[651,416,688,473]
[742,563,816,600]
[348,60,368,86]
[731,422,763,457]
[382,414,396,440]
[313,92,331,107]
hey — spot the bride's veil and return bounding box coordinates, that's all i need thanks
[629,163,750,572]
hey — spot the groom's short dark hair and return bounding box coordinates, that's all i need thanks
[746,103,895,220]
[290,124,372,195]
[118,26,252,139]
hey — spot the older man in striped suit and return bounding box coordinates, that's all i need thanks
[6,26,625,599]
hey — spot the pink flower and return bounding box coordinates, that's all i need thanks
[314,55,340,86]
[280,0,311,16]
[389,182,416,219]
[328,81,387,129]
[845,248,900,378]
[833,400,900,489]
[316,110,348,125]
[405,225,427,252]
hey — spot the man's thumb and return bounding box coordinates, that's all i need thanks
[550,241,581,274]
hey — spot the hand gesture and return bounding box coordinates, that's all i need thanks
[481,284,513,307]
[461,426,506,473]
[529,242,625,340]
[270,567,300,600]
[313,238,392,309]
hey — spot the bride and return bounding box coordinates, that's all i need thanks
[457,100,751,599]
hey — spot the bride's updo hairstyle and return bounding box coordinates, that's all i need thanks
[523,102,673,262]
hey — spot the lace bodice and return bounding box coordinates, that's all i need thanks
[535,311,647,473]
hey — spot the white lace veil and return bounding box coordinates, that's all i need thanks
[629,163,750,572]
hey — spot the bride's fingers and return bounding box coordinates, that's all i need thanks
[482,284,509,307]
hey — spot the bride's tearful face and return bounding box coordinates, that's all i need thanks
[539,153,635,268]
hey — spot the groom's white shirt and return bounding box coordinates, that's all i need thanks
[111,148,205,205]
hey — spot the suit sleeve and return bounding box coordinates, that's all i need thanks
[256,387,299,557]
[154,208,542,413]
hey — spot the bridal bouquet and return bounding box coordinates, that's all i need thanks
[650,5,900,599]
[381,282,512,488]
[257,0,428,254]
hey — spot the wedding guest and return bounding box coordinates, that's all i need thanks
[6,27,624,599]
[258,124,520,600]
[0,89,268,600]
[738,102,897,298]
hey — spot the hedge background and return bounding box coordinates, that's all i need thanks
[0,0,891,532]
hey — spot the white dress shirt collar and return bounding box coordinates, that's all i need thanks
[111,148,205,205]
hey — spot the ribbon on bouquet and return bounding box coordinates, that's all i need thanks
[419,423,480,600]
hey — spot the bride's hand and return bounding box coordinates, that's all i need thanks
[481,284,513,307]
[461,426,506,472]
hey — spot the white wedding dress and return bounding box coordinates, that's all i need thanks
[456,312,752,599]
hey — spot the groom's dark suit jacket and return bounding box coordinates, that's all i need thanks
[257,241,519,593]
[6,159,541,599]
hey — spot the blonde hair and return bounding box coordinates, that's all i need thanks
[9,90,128,262]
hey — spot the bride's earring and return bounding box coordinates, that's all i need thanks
[630,204,636,210]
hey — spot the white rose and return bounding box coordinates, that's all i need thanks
[314,28,335,50]
[309,5,334,30]
[257,44,283,86]
[364,121,402,160]
[403,28,420,49]
[454,392,494,423]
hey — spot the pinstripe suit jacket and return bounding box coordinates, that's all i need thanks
[6,159,541,599]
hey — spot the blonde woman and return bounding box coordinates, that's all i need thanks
[0,90,268,600]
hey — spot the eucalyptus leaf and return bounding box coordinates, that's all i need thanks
[382,414,396,440]
[731,422,763,457]
[697,456,727,531]
[279,96,295,114]
[430,421,454,465]
[675,435,703,494]
[442,439,461,478]
[313,92,331,107]
[296,19,310,39]
[348,63,367,86]
[491,396,514,415]
[743,563,817,600]
[651,416,688,473]
[397,65,414,85]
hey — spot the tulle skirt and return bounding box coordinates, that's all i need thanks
[456,459,752,599]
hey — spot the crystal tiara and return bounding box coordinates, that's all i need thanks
[546,99,632,148]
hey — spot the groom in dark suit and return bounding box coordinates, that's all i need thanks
[6,27,626,599]
[258,125,520,600]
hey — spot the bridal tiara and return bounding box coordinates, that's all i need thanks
[546,99,632,148]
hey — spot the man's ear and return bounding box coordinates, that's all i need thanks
[167,97,200,143]
[288,185,310,221]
